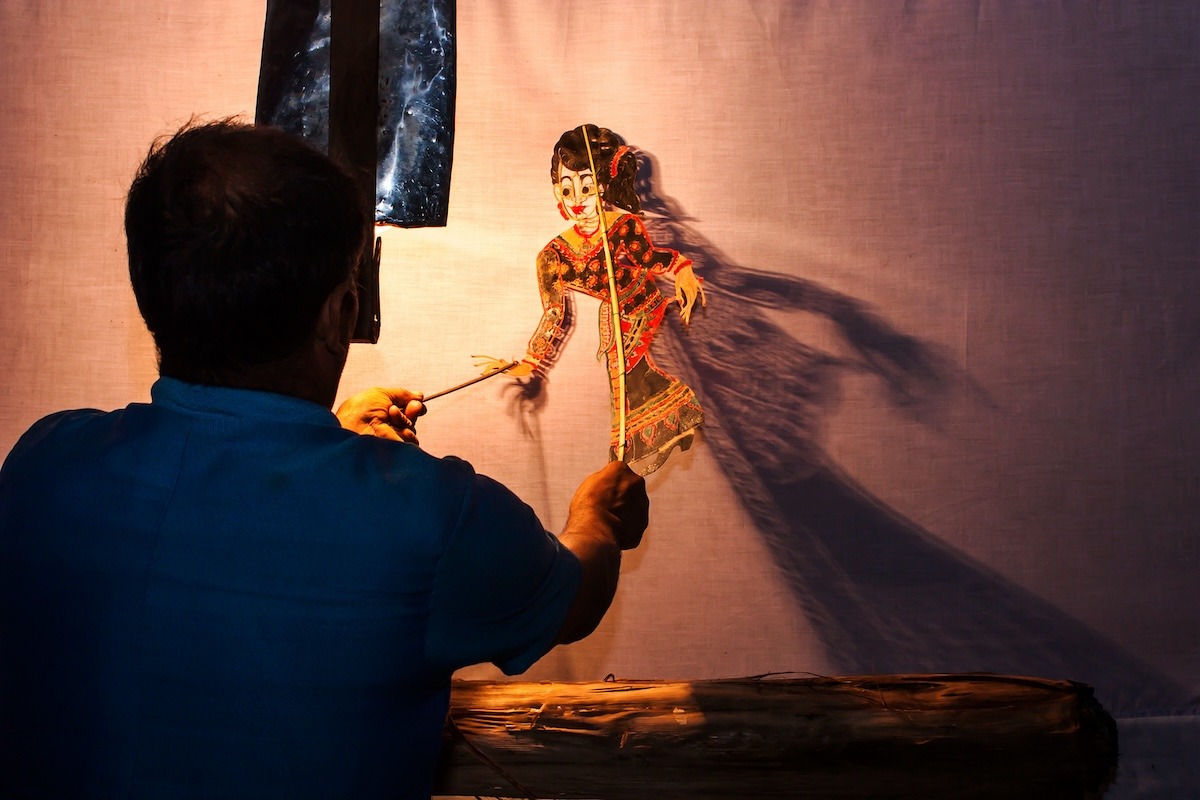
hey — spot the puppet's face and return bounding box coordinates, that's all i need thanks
[555,165,600,229]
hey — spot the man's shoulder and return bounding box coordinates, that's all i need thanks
[311,433,488,516]
[1,404,167,496]
[332,432,477,482]
[4,406,124,464]
[24,406,111,434]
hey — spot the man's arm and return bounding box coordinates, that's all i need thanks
[341,390,649,668]
[554,462,648,644]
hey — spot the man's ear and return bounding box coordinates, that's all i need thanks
[317,277,359,356]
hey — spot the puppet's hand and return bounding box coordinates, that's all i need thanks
[474,355,535,378]
[674,263,707,325]
[336,387,426,444]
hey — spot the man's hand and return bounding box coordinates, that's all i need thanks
[336,388,426,444]
[568,461,649,551]
[554,462,649,645]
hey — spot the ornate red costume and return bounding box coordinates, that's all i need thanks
[526,211,704,472]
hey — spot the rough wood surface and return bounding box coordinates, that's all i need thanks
[433,673,1116,799]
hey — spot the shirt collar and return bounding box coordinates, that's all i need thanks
[150,377,341,428]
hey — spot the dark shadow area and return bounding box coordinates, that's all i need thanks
[630,149,1189,716]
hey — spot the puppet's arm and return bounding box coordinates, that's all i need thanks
[479,248,572,379]
[522,252,571,375]
[620,215,706,324]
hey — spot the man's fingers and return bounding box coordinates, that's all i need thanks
[404,399,427,420]
[376,387,424,407]
[388,405,420,431]
[367,418,404,442]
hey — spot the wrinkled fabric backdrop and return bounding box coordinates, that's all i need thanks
[2,2,1197,795]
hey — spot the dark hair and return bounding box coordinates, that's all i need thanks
[550,124,641,215]
[125,119,368,382]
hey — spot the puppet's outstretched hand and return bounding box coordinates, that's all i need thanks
[674,263,707,325]
[474,355,535,378]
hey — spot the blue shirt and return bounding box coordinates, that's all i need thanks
[0,378,580,799]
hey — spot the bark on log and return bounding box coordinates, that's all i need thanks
[434,673,1116,799]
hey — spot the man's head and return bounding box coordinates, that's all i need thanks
[125,120,368,388]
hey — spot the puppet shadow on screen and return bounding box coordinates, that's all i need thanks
[637,150,1189,715]
[511,146,1188,715]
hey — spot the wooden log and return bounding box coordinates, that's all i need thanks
[434,673,1116,799]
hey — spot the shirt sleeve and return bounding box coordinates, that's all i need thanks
[424,463,581,675]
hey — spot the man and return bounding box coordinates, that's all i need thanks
[0,121,648,799]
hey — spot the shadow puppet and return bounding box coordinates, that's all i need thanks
[556,146,1187,715]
